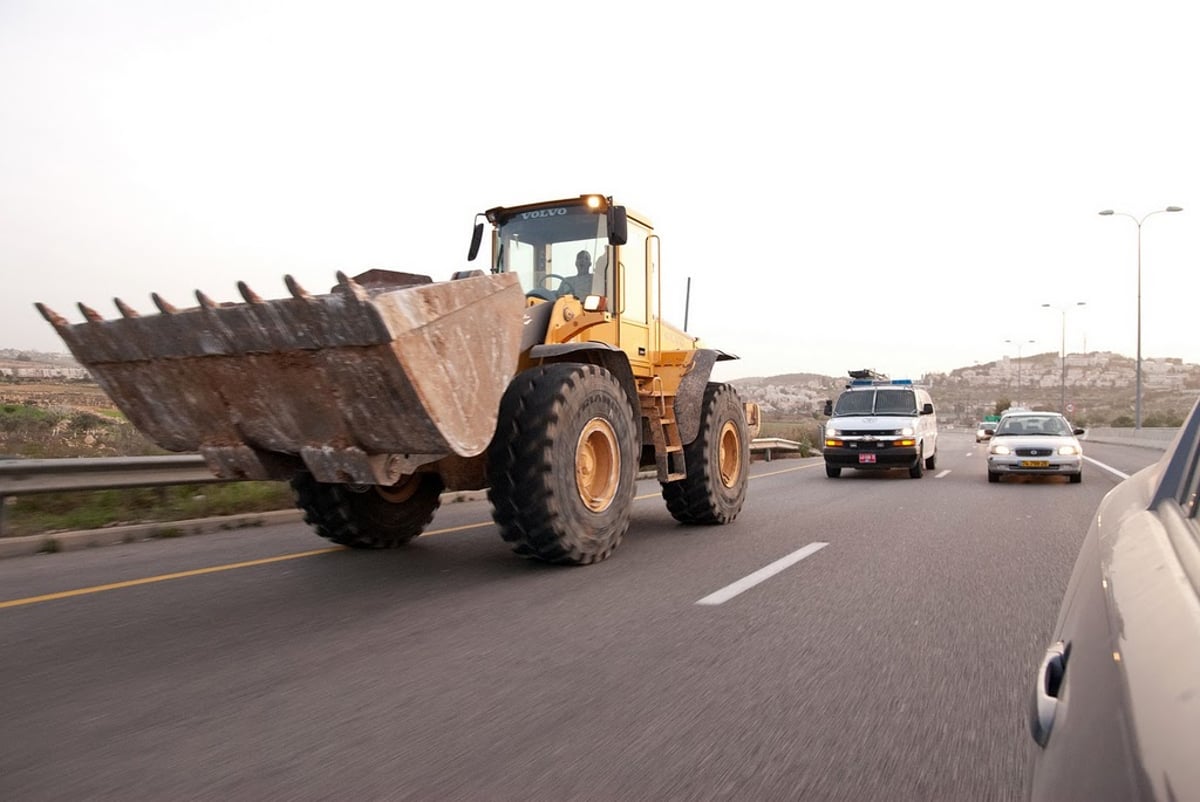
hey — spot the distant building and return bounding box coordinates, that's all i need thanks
[0,366,91,379]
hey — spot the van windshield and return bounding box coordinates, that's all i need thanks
[833,388,918,416]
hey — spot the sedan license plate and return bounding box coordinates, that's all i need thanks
[859,453,877,464]
[1020,460,1050,468]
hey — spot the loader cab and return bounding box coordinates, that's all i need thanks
[469,194,656,372]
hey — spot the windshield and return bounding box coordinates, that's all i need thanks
[494,204,611,299]
[994,416,1072,436]
[832,388,918,416]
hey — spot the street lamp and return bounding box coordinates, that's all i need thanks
[1041,302,1087,416]
[1099,206,1184,429]
[1004,338,1036,405]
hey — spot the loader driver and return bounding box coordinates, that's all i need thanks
[564,249,593,297]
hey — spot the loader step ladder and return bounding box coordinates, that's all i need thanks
[641,386,686,483]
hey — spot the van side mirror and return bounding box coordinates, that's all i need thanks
[921,403,934,415]
[467,221,484,261]
[823,400,833,417]
[607,206,628,246]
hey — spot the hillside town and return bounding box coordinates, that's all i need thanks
[5,348,1199,428]
[733,351,1200,427]
[0,350,89,380]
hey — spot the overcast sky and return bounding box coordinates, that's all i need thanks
[2,1,1197,382]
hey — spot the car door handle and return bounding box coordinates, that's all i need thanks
[1029,641,1068,747]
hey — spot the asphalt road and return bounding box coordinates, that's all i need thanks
[0,433,1161,801]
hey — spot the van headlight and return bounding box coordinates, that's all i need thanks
[900,426,914,436]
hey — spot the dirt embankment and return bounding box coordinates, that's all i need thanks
[0,381,116,414]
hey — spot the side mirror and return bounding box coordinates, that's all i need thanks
[1073,428,1086,436]
[984,429,995,436]
[607,205,628,246]
[822,400,833,417]
[467,220,484,261]
[922,403,934,415]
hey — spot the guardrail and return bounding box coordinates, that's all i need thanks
[748,438,805,462]
[0,439,811,536]
[0,455,225,536]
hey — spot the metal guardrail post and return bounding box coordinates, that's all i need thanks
[0,495,7,538]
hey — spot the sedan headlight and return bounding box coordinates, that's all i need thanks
[1058,444,1081,456]
[990,444,1011,455]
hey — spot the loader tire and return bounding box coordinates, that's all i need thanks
[487,364,638,565]
[662,382,749,525]
[290,472,443,549]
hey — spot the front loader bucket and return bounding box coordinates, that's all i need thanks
[37,271,525,485]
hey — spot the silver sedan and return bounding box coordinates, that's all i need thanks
[986,411,1083,483]
[1027,396,1200,800]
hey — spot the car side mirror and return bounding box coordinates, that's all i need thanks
[922,403,934,415]
[1073,428,1086,436]
[823,400,833,417]
[984,429,995,436]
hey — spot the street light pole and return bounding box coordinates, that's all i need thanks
[1004,338,1035,405]
[1099,206,1184,429]
[1041,303,1086,415]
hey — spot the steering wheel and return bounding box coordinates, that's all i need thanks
[540,273,570,293]
[523,273,570,302]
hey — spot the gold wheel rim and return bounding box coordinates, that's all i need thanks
[718,421,742,488]
[576,417,620,512]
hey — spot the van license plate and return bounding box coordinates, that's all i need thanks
[859,453,877,464]
[1020,460,1050,468]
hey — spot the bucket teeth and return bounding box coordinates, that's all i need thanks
[34,302,67,328]
[196,290,218,309]
[284,275,311,300]
[237,282,264,304]
[78,302,104,322]
[151,293,178,314]
[114,298,140,318]
[335,271,369,302]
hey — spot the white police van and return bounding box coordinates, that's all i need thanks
[822,370,939,478]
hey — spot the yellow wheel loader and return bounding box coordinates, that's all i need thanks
[37,194,752,564]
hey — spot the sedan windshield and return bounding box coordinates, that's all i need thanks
[994,416,1072,436]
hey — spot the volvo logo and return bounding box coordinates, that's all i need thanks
[520,208,567,220]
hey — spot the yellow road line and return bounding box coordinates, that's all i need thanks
[2,462,816,610]
[0,547,343,609]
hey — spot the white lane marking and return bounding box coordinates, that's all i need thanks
[1084,455,1130,480]
[696,542,828,606]
[936,469,951,478]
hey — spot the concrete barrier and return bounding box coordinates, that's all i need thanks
[1080,427,1178,451]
